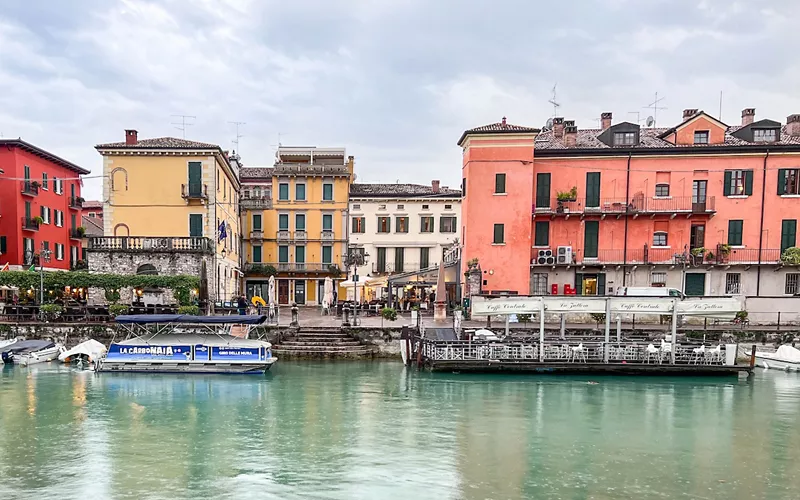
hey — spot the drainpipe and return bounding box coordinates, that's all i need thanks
[622,152,632,286]
[756,150,769,296]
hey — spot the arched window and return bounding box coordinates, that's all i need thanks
[113,223,130,236]
[111,167,128,191]
[136,264,158,275]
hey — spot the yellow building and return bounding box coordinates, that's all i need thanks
[240,147,353,305]
[94,130,241,303]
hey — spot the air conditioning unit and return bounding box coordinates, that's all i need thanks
[536,249,553,265]
[557,246,573,264]
[546,256,555,265]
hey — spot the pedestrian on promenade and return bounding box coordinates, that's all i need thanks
[237,295,247,315]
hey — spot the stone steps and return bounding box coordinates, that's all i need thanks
[273,327,373,359]
[276,344,370,352]
[280,340,362,347]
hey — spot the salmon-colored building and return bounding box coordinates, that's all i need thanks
[460,109,800,298]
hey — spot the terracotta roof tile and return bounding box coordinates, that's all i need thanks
[95,137,221,149]
[81,215,104,237]
[350,183,461,197]
[240,167,274,179]
[458,119,540,145]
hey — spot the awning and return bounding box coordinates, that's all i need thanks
[365,277,388,287]
[115,314,267,325]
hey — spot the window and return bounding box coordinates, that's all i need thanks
[322,246,332,264]
[295,183,306,201]
[394,247,404,273]
[531,273,548,295]
[42,173,48,190]
[376,248,386,272]
[420,247,430,269]
[754,128,777,143]
[88,212,96,218]
[440,216,457,233]
[377,216,391,233]
[655,184,670,197]
[781,219,797,254]
[295,213,306,231]
[252,245,262,263]
[53,177,62,194]
[0,236,6,255]
[55,210,63,227]
[786,273,800,295]
[725,273,741,295]
[534,221,549,246]
[445,204,452,210]
[352,217,365,233]
[295,246,305,264]
[651,272,667,286]
[728,220,743,246]
[353,204,361,210]
[43,241,50,253]
[252,214,262,231]
[495,173,506,194]
[322,183,333,201]
[397,204,404,210]
[189,214,203,237]
[421,204,429,210]
[535,173,551,208]
[278,246,289,263]
[71,213,76,230]
[223,177,227,199]
[56,243,64,261]
[322,214,333,231]
[278,213,289,231]
[40,206,50,224]
[653,232,668,247]
[396,216,409,233]
[493,224,504,244]
[724,169,753,196]
[420,216,434,233]
[778,169,800,195]
[693,131,709,144]
[614,131,636,146]
[278,183,289,200]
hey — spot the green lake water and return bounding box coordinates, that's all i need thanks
[1,362,799,500]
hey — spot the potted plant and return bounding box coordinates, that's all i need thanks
[32,215,44,225]
[705,251,715,263]
[466,257,479,270]
[556,186,578,212]
[718,244,731,263]
[77,226,86,237]
[690,247,705,256]
[31,180,41,188]
[781,247,800,265]
[76,196,85,203]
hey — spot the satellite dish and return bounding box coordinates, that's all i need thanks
[544,117,554,130]
[646,116,655,127]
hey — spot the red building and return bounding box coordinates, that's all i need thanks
[0,139,89,270]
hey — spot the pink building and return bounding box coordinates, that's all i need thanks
[461,109,800,298]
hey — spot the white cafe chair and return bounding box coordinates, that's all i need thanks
[692,345,706,364]
[645,344,659,364]
[571,343,587,363]
[659,339,672,364]
[706,345,723,364]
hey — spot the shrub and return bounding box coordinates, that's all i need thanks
[76,226,86,237]
[781,247,800,265]
[104,289,121,303]
[40,304,63,320]
[178,305,200,315]
[109,304,129,317]
[381,307,398,321]
[557,186,578,201]
[735,310,748,321]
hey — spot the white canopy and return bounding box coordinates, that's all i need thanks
[775,345,800,363]
[59,339,107,362]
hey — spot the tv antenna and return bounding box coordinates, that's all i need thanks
[645,116,655,127]
[171,114,196,139]
[228,121,246,153]
[548,84,561,117]
[642,92,666,127]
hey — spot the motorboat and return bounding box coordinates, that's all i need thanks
[0,338,18,363]
[96,314,277,374]
[16,343,66,366]
[59,339,107,368]
[754,345,800,372]
[2,340,59,364]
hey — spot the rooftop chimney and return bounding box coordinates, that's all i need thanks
[683,109,699,120]
[787,115,800,137]
[125,129,138,145]
[501,116,507,128]
[741,108,756,126]
[564,122,578,148]
[552,117,564,139]
[601,112,612,130]
[432,180,440,194]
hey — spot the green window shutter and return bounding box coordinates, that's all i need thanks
[744,170,754,196]
[278,246,289,263]
[493,224,504,244]
[253,246,262,263]
[584,221,599,258]
[728,220,743,246]
[279,214,288,230]
[781,220,797,254]
[252,214,262,231]
[723,171,732,196]
[536,173,551,208]
[296,246,305,263]
[322,246,332,264]
[586,172,601,207]
[597,273,606,296]
[323,184,333,201]
[778,169,787,195]
[534,221,549,246]
[296,214,305,230]
[40,206,44,218]
[575,273,583,296]
[279,184,289,200]
[188,162,202,195]
[323,214,332,230]
[420,247,429,268]
[394,248,404,272]
[189,214,203,237]
[495,173,506,194]
[377,248,386,271]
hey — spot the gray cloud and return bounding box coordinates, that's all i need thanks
[1,0,798,199]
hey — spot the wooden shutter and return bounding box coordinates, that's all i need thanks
[420,247,429,268]
[778,169,787,195]
[575,273,583,296]
[495,173,506,194]
[493,224,504,244]
[253,245,262,263]
[394,247,404,273]
[377,247,386,272]
[728,220,743,246]
[535,221,549,246]
[189,214,203,237]
[536,173,551,208]
[781,220,797,253]
[723,171,732,196]
[744,170,754,196]
[597,273,606,296]
[584,221,599,258]
[0,236,6,255]
[586,172,601,207]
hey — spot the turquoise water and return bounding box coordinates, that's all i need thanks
[1,362,799,499]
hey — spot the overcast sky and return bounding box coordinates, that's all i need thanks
[2,0,799,200]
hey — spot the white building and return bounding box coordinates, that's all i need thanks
[348,181,461,298]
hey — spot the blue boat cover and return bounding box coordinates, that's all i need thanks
[115,314,267,325]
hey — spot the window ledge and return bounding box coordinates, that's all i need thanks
[531,245,550,249]
[726,195,749,199]
[492,243,506,246]
[493,192,507,196]
[729,245,746,249]
[653,196,672,200]
[780,194,800,198]
[652,246,671,249]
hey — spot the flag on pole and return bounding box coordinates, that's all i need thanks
[218,221,227,241]
[0,263,9,272]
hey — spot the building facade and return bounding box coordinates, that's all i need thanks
[348,181,461,281]
[460,110,800,298]
[0,139,88,271]
[240,147,352,305]
[91,130,241,303]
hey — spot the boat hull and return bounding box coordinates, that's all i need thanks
[17,345,65,366]
[755,354,800,372]
[97,357,277,374]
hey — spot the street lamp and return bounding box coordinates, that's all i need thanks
[26,245,51,310]
[342,247,368,326]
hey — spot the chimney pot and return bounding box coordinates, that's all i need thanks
[125,129,138,145]
[431,180,440,194]
[741,108,756,126]
[501,116,507,127]
[683,109,699,120]
[787,114,800,137]
[564,125,578,147]
[552,117,565,139]
[601,112,612,130]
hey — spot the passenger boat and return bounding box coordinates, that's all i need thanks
[96,314,277,375]
[754,345,800,372]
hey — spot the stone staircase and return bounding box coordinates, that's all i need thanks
[272,327,374,359]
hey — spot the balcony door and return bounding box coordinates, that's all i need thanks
[692,180,707,212]
[188,162,202,196]
[690,224,705,250]
[586,172,601,208]
[584,221,599,259]
[535,173,551,208]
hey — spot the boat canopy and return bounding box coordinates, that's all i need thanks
[59,339,107,362]
[115,314,268,325]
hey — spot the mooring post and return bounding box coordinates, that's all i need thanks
[604,299,611,363]
[505,314,510,337]
[616,314,622,343]
[559,314,565,340]
[539,303,545,361]
[749,344,757,369]
[670,299,678,364]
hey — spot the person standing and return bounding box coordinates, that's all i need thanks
[237,295,247,315]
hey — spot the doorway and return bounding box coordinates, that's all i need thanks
[575,272,606,295]
[690,224,705,250]
[692,180,708,212]
[294,280,306,305]
[278,280,289,305]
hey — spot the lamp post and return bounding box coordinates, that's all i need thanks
[27,245,51,313]
[221,248,227,302]
[342,247,368,326]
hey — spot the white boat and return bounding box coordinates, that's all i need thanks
[96,314,277,375]
[17,344,66,366]
[0,338,18,364]
[59,339,107,368]
[754,345,800,372]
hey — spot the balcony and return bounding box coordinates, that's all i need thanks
[294,230,307,241]
[696,245,782,265]
[249,230,264,241]
[21,180,39,196]
[277,230,291,242]
[240,196,272,210]
[69,196,84,209]
[321,230,334,241]
[181,183,208,202]
[533,196,716,217]
[531,246,680,266]
[22,216,40,231]
[88,236,213,254]
[244,262,342,274]
[69,227,85,240]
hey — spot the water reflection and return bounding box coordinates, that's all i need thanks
[0,364,799,499]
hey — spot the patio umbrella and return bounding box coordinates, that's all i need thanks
[324,277,334,308]
[267,275,276,305]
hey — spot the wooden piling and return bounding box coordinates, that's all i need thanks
[749,344,757,369]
